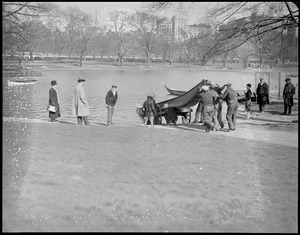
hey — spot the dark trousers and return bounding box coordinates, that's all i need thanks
[226,101,238,130]
[257,95,267,112]
[284,100,292,114]
[77,116,90,125]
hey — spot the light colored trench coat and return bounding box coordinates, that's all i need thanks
[72,84,90,116]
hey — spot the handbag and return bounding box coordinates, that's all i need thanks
[47,105,57,112]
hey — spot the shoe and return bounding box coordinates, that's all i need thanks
[107,123,111,126]
[280,113,287,115]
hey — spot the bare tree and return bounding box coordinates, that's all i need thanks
[146,2,298,64]
[129,11,159,67]
[3,2,55,62]
[109,10,135,66]
[61,6,99,66]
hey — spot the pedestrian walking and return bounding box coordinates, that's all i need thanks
[72,77,90,125]
[256,77,269,113]
[105,85,118,126]
[48,80,60,122]
[219,83,238,131]
[244,83,252,119]
[281,77,295,115]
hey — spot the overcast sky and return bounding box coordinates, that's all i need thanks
[53,2,210,23]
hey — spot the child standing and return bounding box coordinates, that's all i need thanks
[244,83,252,119]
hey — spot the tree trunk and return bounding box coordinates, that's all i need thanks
[79,51,83,67]
[146,51,150,67]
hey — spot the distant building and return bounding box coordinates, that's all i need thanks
[287,25,298,46]
[171,15,189,42]
[188,23,210,37]
[157,17,173,41]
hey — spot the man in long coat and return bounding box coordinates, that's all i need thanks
[49,80,60,122]
[72,77,90,125]
[256,77,269,113]
[282,77,296,115]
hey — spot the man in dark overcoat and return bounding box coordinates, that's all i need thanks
[256,77,269,113]
[282,77,296,115]
[49,80,60,122]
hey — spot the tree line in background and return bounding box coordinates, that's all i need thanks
[2,2,299,68]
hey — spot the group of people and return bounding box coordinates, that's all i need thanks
[192,76,296,133]
[49,76,296,130]
[48,78,118,126]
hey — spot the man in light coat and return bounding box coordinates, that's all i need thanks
[72,77,90,125]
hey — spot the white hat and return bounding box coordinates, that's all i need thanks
[201,85,209,91]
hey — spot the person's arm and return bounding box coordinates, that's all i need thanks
[219,88,228,99]
[291,84,296,96]
[49,88,57,106]
[79,87,87,105]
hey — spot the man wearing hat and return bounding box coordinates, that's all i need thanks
[105,85,118,126]
[48,80,60,122]
[256,77,269,113]
[219,83,238,131]
[282,77,295,115]
[72,77,90,125]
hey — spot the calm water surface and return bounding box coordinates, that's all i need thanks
[3,70,258,125]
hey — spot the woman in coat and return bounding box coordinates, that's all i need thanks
[48,80,60,122]
[72,77,90,125]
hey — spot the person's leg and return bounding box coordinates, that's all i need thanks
[212,107,220,130]
[226,104,234,130]
[150,115,154,126]
[83,116,90,125]
[107,105,113,125]
[257,96,262,112]
[232,102,238,129]
[203,106,214,132]
[193,102,201,123]
[288,105,292,115]
[217,102,224,128]
[110,105,115,123]
[77,116,82,124]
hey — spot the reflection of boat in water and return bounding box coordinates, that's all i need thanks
[8,79,37,86]
[165,84,256,102]
[136,79,207,124]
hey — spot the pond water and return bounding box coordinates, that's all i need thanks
[3,69,259,125]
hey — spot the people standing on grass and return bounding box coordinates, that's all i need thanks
[72,77,90,125]
[199,85,217,133]
[143,94,157,127]
[105,85,118,126]
[282,77,295,115]
[256,77,269,113]
[244,83,252,119]
[219,83,238,132]
[48,80,60,122]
